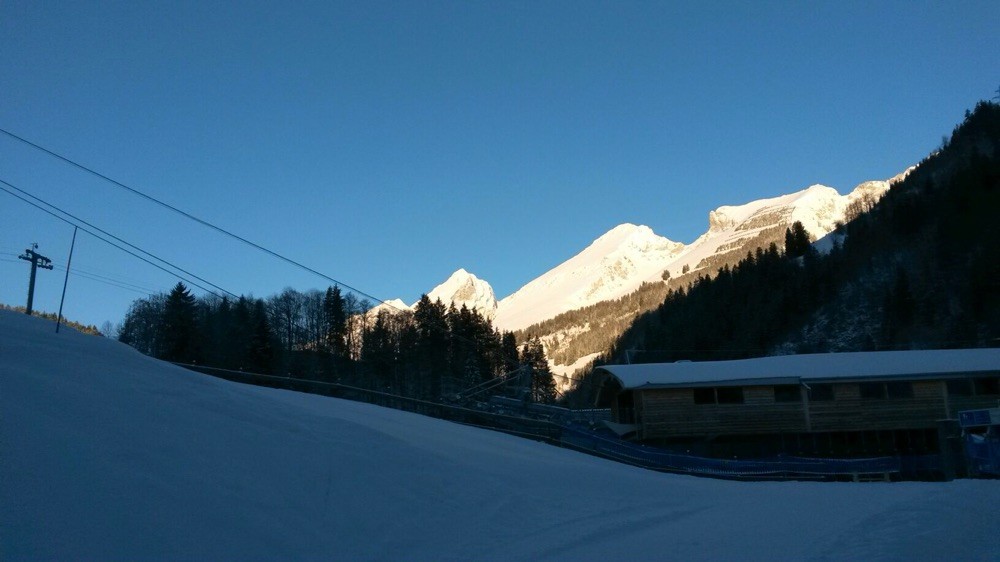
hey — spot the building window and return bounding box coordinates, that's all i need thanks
[886,382,914,399]
[716,387,744,404]
[693,388,715,404]
[692,387,745,405]
[774,385,802,402]
[809,384,834,401]
[947,379,973,396]
[974,377,999,395]
[860,382,887,400]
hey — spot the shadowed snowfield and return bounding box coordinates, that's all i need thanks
[2,310,998,561]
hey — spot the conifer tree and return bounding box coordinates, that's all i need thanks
[784,221,811,257]
[324,286,348,358]
[162,282,199,364]
[413,295,449,400]
[362,310,395,389]
[521,337,557,404]
[229,296,253,369]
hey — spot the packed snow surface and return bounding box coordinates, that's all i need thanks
[3,310,998,561]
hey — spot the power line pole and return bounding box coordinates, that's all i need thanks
[19,243,53,315]
[56,227,78,333]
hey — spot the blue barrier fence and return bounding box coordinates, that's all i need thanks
[177,362,946,480]
[559,423,938,479]
[965,436,1000,476]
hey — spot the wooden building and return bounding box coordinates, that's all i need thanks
[595,349,1000,459]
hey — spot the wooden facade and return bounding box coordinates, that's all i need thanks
[619,378,1000,440]
[599,353,1000,459]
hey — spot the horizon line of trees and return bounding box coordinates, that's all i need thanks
[117,284,558,404]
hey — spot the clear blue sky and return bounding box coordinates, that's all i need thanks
[1,1,997,330]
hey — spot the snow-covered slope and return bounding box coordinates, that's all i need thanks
[3,310,998,561]
[374,269,498,319]
[493,175,903,333]
[494,224,685,331]
[425,268,498,319]
[369,297,410,314]
[655,179,892,283]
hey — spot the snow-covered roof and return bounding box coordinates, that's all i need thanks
[597,349,1000,390]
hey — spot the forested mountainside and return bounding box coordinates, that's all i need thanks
[564,101,1000,406]
[514,219,806,381]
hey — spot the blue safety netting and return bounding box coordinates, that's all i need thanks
[560,423,928,478]
[965,435,1000,476]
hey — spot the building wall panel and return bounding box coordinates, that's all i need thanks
[744,386,773,405]
[624,378,1000,442]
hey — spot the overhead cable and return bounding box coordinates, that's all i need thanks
[0,179,235,299]
[0,127,397,310]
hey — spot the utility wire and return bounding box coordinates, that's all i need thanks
[4,252,157,293]
[61,267,158,293]
[0,127,396,310]
[53,264,158,294]
[0,131,497,360]
[0,179,234,299]
[8,246,162,291]
[0,178,235,298]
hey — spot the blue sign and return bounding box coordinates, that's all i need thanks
[959,409,996,427]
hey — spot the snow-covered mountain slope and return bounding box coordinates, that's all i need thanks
[369,297,410,315]
[373,269,498,319]
[4,310,998,561]
[377,172,905,344]
[425,268,497,319]
[653,178,893,283]
[493,174,904,333]
[494,224,685,331]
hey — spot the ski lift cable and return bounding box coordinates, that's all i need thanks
[0,179,232,299]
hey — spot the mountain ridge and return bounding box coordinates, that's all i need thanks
[380,171,909,387]
[389,174,905,329]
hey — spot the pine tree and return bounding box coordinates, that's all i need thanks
[784,221,811,257]
[161,282,199,364]
[413,295,449,400]
[521,337,557,404]
[324,286,348,358]
[500,332,520,373]
[229,296,253,370]
[362,310,395,389]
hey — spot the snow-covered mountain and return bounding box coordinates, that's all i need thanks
[377,172,907,387]
[372,269,498,319]
[493,173,907,334]
[493,224,685,331]
[426,268,498,319]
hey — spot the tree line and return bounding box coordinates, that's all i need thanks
[117,284,558,404]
